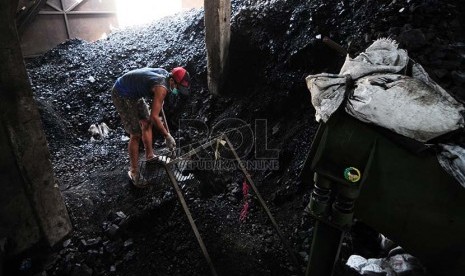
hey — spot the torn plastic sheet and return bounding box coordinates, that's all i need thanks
[437,144,465,188]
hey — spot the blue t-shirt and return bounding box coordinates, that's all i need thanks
[114,68,169,98]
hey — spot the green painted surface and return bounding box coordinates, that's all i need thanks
[310,113,465,275]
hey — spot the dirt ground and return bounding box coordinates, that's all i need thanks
[6,0,465,275]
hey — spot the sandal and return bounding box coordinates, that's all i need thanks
[146,155,170,164]
[127,171,148,188]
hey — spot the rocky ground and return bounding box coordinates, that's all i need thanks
[6,0,465,275]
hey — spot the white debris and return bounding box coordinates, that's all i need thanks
[379,233,396,251]
[388,254,415,274]
[87,76,96,83]
[121,135,130,142]
[346,255,367,271]
[347,254,424,275]
[88,124,100,137]
[360,261,385,275]
[88,122,111,141]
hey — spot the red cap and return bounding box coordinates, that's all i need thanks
[171,67,190,88]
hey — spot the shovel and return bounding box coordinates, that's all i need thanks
[161,102,176,159]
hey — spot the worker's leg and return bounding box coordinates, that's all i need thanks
[112,89,144,173]
[128,134,141,174]
[140,119,155,159]
[135,98,154,160]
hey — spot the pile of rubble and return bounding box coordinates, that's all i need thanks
[13,0,464,275]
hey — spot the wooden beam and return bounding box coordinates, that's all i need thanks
[204,0,231,95]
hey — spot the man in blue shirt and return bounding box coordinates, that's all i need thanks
[112,67,190,187]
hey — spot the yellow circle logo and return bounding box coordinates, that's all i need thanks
[344,167,361,183]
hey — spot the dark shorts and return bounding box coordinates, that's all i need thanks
[112,87,150,135]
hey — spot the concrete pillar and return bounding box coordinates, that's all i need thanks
[0,0,71,254]
[204,0,231,95]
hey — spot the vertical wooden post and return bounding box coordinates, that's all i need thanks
[0,0,71,254]
[204,0,231,95]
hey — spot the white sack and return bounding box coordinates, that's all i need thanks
[306,73,346,122]
[306,38,465,142]
[340,38,409,79]
[346,73,464,142]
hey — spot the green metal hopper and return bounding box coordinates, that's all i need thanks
[303,112,465,276]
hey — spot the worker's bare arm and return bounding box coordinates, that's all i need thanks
[150,86,169,137]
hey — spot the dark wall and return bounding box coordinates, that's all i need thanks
[0,120,42,253]
[1,0,71,255]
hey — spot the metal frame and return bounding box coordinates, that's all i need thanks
[223,134,300,267]
[164,164,218,276]
[154,131,300,275]
[38,0,116,39]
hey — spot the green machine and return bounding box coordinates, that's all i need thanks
[303,112,465,276]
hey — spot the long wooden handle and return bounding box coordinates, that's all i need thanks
[322,36,347,56]
[161,102,170,133]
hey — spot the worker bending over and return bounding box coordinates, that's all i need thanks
[111,67,190,187]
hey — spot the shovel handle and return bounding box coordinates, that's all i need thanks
[322,36,347,56]
[161,102,170,134]
[160,102,176,158]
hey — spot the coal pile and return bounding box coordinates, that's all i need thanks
[14,0,465,275]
